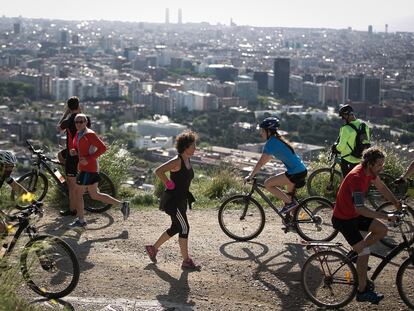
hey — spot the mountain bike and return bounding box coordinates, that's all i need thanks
[11,140,116,213]
[0,201,80,298]
[376,178,414,248]
[306,150,396,207]
[218,177,338,242]
[301,207,414,309]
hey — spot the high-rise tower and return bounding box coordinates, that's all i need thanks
[273,58,290,98]
[165,8,169,24]
[178,8,182,24]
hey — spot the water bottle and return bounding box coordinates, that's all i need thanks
[53,168,65,184]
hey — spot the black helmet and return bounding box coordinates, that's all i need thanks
[259,117,280,130]
[338,104,353,116]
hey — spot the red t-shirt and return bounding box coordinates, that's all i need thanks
[73,130,106,173]
[333,164,377,220]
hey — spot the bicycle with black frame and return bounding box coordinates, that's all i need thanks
[218,177,338,242]
[376,177,414,248]
[0,201,80,298]
[301,206,414,309]
[306,148,397,207]
[11,140,115,213]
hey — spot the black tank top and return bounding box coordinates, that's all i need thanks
[170,154,194,201]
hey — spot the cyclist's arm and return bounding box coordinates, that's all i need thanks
[401,160,414,180]
[372,176,401,209]
[9,179,28,196]
[352,191,389,220]
[155,156,181,185]
[248,153,272,178]
[336,126,351,154]
[57,107,71,130]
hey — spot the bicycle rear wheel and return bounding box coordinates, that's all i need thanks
[294,197,338,241]
[376,202,414,249]
[306,168,342,201]
[12,172,48,209]
[20,235,80,299]
[218,195,265,241]
[84,172,116,213]
[301,250,357,309]
[397,257,414,310]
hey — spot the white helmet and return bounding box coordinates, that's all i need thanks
[0,150,17,165]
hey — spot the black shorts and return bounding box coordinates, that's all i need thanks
[76,172,100,186]
[285,170,307,188]
[332,215,374,246]
[61,149,79,177]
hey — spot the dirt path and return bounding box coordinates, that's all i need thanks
[27,206,411,310]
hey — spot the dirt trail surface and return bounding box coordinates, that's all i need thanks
[26,207,411,311]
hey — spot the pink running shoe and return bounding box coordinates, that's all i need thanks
[181,257,201,271]
[145,245,158,263]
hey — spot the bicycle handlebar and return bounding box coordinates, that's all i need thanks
[8,201,44,222]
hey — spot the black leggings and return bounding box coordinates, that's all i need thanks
[166,201,189,239]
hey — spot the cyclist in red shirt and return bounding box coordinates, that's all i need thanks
[68,114,129,229]
[332,147,401,304]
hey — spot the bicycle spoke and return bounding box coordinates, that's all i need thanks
[302,251,357,308]
[218,196,265,241]
[295,198,337,241]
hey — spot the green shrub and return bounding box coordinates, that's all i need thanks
[0,267,43,311]
[99,142,134,192]
[202,166,244,199]
[131,192,156,206]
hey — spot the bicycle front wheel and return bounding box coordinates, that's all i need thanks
[12,172,48,209]
[294,197,338,241]
[218,195,265,241]
[301,250,358,309]
[376,202,414,249]
[397,257,414,310]
[367,173,396,208]
[20,235,80,299]
[84,172,116,213]
[306,168,342,201]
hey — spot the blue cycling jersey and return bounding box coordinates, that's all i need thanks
[263,136,307,174]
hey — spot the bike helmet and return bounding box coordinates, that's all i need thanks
[259,117,280,131]
[0,150,17,166]
[338,104,354,116]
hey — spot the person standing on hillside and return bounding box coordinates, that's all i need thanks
[145,130,200,270]
[68,113,129,229]
[57,96,91,217]
[332,104,371,177]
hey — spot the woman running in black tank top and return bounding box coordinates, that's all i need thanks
[145,131,201,270]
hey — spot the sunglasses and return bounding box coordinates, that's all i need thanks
[75,120,85,124]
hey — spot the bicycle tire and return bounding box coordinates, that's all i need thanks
[376,202,414,249]
[12,172,49,209]
[306,168,342,201]
[396,256,414,310]
[84,172,116,213]
[367,173,396,208]
[218,195,265,241]
[293,196,338,241]
[20,234,80,299]
[301,250,358,309]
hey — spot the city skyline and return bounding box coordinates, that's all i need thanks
[3,0,414,32]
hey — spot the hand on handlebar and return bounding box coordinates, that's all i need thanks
[244,175,253,184]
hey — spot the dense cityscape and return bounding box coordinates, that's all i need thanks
[0,13,413,179]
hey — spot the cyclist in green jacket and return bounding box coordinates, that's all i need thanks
[333,104,370,177]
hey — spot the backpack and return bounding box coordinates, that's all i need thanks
[345,122,371,158]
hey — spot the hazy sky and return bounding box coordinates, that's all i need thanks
[4,0,414,32]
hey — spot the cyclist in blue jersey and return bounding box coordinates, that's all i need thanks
[245,117,307,214]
